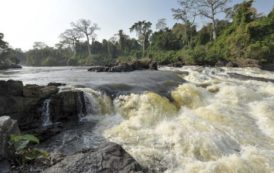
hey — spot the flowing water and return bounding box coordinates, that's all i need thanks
[41,99,53,127]
[1,66,274,172]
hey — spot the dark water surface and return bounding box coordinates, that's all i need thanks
[0,66,184,96]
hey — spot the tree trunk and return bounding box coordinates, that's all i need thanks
[86,34,91,57]
[142,41,145,58]
[212,17,217,40]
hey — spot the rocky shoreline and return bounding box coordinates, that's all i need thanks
[0,80,146,173]
[88,60,158,72]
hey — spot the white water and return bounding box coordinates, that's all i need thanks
[41,99,53,127]
[94,66,274,173]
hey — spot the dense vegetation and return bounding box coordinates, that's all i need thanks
[1,0,273,67]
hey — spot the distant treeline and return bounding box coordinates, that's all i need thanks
[1,0,274,67]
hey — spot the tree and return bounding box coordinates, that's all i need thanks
[33,42,48,49]
[71,19,99,57]
[59,29,82,56]
[172,0,197,45]
[0,33,8,55]
[195,0,229,40]
[156,18,167,31]
[130,20,152,57]
[116,30,129,53]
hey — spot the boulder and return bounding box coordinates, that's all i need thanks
[23,85,59,99]
[50,91,86,123]
[0,116,20,160]
[43,143,145,173]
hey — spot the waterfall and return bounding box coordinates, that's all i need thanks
[41,99,52,127]
[77,93,86,121]
[79,88,113,117]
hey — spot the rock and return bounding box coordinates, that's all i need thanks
[88,60,158,73]
[0,116,20,160]
[0,80,23,96]
[88,66,110,72]
[25,123,63,142]
[236,58,260,68]
[23,85,59,99]
[215,60,227,67]
[43,143,145,173]
[0,159,10,173]
[48,82,66,87]
[0,64,22,70]
[261,64,274,71]
[50,91,86,123]
[0,81,60,131]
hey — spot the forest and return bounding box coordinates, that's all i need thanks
[1,0,274,68]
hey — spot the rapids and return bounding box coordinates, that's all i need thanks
[99,66,274,173]
[2,66,274,172]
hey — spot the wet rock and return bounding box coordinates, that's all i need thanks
[23,85,59,99]
[25,123,63,142]
[50,90,86,123]
[228,73,274,83]
[0,64,22,70]
[43,142,145,173]
[261,64,274,71]
[88,66,110,72]
[0,116,20,160]
[0,80,23,96]
[236,58,260,68]
[0,159,10,173]
[0,81,59,131]
[48,82,66,87]
[88,60,158,72]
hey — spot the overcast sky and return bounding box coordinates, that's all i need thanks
[0,0,273,50]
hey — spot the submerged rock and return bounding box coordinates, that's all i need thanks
[43,142,145,173]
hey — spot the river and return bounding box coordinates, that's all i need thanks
[1,66,274,173]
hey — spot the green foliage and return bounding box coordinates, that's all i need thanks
[8,134,48,164]
[4,1,274,67]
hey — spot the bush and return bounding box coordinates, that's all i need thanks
[8,134,48,164]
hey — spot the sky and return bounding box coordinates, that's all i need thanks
[0,0,273,50]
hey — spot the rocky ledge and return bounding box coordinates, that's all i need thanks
[0,80,147,173]
[43,142,145,173]
[88,60,158,72]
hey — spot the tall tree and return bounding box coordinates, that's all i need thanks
[0,33,8,54]
[195,0,229,40]
[33,42,48,49]
[130,20,152,57]
[71,19,99,57]
[116,30,129,52]
[59,29,82,56]
[172,0,197,45]
[156,18,167,31]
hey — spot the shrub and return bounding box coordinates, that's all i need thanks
[8,134,48,165]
